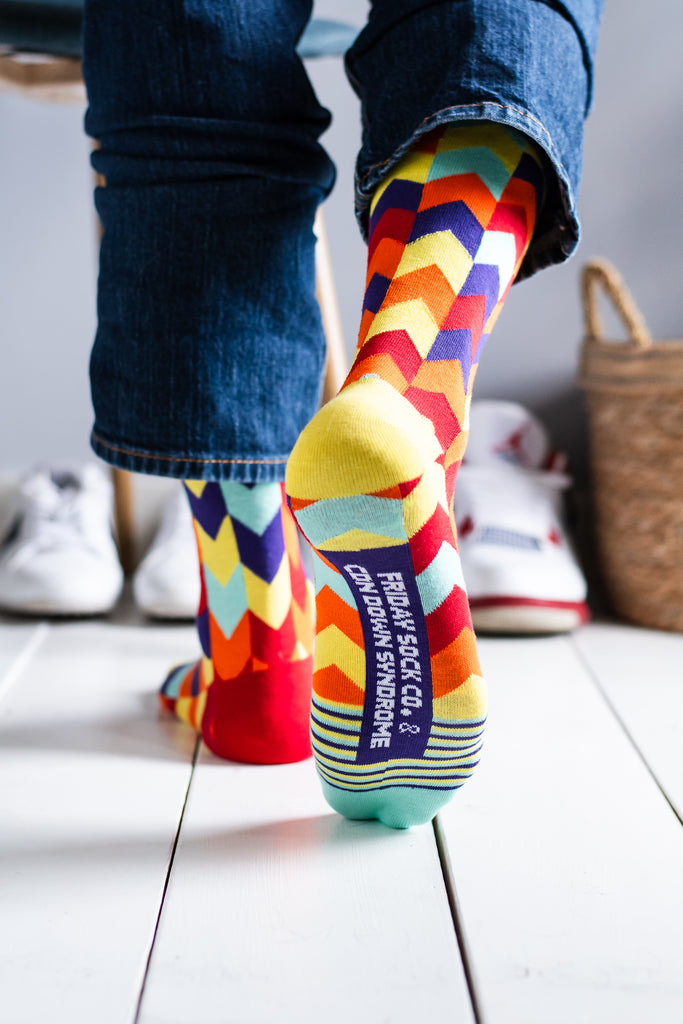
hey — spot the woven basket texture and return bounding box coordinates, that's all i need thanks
[579,260,683,632]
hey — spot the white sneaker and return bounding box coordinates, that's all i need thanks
[0,465,124,616]
[454,401,589,633]
[132,486,199,619]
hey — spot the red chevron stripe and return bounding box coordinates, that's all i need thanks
[249,607,297,663]
[408,503,455,575]
[403,386,460,449]
[368,207,415,262]
[351,329,424,380]
[425,586,473,656]
[487,202,529,265]
[442,293,487,333]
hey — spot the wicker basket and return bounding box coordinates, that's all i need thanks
[579,259,683,632]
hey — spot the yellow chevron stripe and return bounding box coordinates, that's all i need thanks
[242,556,292,629]
[175,690,207,730]
[395,232,473,294]
[184,480,207,498]
[364,298,439,358]
[291,591,314,653]
[287,377,440,501]
[402,461,449,537]
[315,625,365,685]
[432,673,488,720]
[320,529,406,552]
[293,641,311,660]
[436,122,523,174]
[194,516,239,585]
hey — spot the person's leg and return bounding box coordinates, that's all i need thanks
[287,0,604,824]
[83,0,334,761]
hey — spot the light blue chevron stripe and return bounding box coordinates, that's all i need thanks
[220,481,283,534]
[161,663,190,698]
[203,563,247,637]
[416,541,467,615]
[296,494,406,547]
[313,552,356,607]
[426,148,511,200]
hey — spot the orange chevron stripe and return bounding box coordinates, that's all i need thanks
[367,236,409,285]
[409,359,466,420]
[371,484,405,499]
[420,173,497,226]
[344,353,409,393]
[210,609,251,680]
[179,668,194,700]
[382,265,455,325]
[313,664,365,707]
[282,509,301,565]
[316,586,364,647]
[288,495,316,513]
[430,627,481,698]
[358,308,376,348]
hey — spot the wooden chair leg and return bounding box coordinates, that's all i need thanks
[111,468,136,575]
[314,208,348,403]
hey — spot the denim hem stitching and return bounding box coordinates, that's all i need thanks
[91,433,289,465]
[356,102,571,206]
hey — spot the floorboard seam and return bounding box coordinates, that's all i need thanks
[132,733,201,1024]
[0,622,49,708]
[570,635,683,828]
[432,814,486,1024]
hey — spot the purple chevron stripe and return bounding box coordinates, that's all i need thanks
[231,514,286,582]
[189,662,202,698]
[197,607,211,658]
[363,273,391,314]
[183,482,227,540]
[472,330,491,367]
[368,179,423,236]
[426,328,472,363]
[460,263,500,321]
[513,151,546,210]
[408,200,484,256]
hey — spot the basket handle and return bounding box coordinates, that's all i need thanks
[582,259,652,349]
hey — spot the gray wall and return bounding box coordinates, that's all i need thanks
[1,0,680,476]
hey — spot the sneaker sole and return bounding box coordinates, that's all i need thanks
[469,597,590,635]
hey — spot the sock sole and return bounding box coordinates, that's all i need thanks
[287,377,487,828]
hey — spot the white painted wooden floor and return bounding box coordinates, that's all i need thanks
[1,601,682,1024]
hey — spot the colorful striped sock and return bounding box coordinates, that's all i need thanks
[286,123,543,827]
[160,481,314,764]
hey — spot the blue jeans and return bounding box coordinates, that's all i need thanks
[83,0,604,482]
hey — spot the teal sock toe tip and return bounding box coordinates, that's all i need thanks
[320,779,457,830]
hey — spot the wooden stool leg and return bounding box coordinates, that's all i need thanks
[314,208,348,403]
[111,468,136,575]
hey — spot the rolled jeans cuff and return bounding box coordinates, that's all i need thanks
[347,0,605,280]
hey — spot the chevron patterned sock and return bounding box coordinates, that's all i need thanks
[286,123,544,826]
[159,481,314,764]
